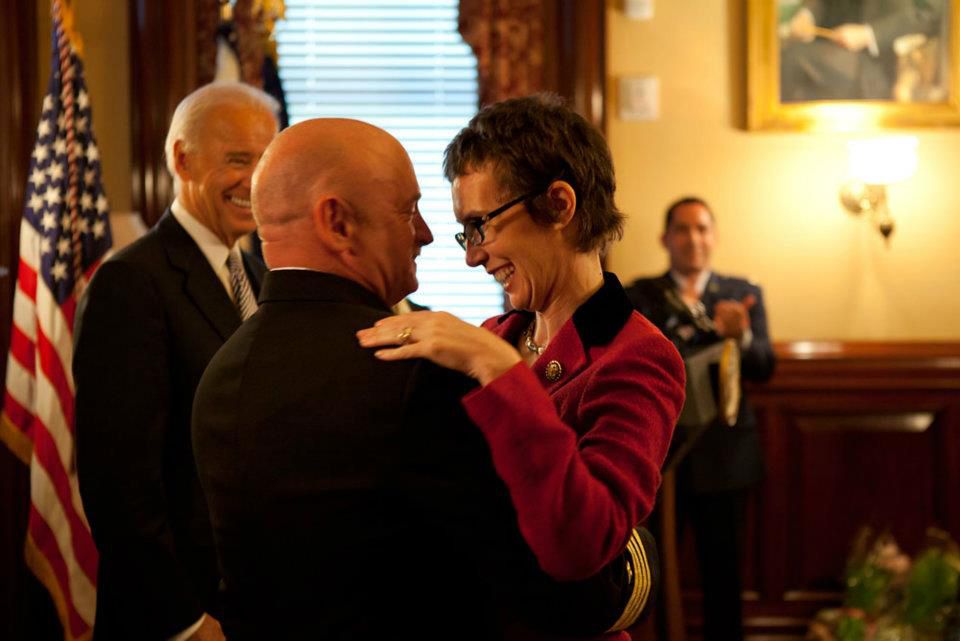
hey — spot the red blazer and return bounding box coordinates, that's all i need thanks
[463,272,685,584]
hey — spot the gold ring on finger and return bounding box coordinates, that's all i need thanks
[397,326,413,345]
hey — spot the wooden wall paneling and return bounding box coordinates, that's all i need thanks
[129,0,207,227]
[540,0,605,131]
[0,0,39,636]
[556,0,605,131]
[542,0,606,271]
[733,397,816,641]
[0,0,38,389]
[673,342,960,641]
[939,402,960,537]
[785,402,941,590]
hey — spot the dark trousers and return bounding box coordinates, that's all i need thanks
[683,489,748,641]
[648,483,749,641]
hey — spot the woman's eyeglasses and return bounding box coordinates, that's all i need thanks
[454,187,546,250]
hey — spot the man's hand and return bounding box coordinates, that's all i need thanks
[832,23,874,52]
[787,9,816,42]
[712,294,756,340]
[187,614,225,641]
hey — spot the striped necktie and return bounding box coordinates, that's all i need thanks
[226,251,258,321]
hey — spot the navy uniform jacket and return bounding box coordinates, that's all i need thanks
[624,272,775,494]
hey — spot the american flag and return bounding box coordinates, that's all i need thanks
[0,1,111,639]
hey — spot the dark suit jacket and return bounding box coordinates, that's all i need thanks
[625,272,775,494]
[74,209,264,640]
[192,270,657,640]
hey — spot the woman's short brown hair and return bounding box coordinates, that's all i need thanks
[443,93,624,253]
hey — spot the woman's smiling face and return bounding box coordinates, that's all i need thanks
[452,165,568,313]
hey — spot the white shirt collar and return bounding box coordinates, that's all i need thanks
[171,198,236,270]
[669,269,712,298]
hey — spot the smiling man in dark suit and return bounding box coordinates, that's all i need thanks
[625,196,775,641]
[73,82,278,641]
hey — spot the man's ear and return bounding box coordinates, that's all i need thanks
[172,140,193,184]
[312,195,359,254]
[660,231,669,250]
[547,180,577,229]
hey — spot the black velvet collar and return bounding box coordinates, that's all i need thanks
[494,271,634,349]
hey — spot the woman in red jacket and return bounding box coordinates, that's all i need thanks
[358,94,685,639]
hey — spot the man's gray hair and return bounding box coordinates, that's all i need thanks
[164,81,280,193]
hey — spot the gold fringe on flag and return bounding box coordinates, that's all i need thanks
[254,0,285,64]
[54,0,85,57]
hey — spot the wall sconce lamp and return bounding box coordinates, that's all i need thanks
[840,137,918,243]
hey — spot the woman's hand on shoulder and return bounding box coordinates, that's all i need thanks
[356,311,522,386]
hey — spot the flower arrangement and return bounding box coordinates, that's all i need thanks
[807,528,960,641]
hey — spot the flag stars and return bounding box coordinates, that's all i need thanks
[43,95,54,112]
[54,138,67,156]
[57,238,72,255]
[29,193,44,212]
[40,237,52,255]
[32,145,50,163]
[38,119,53,138]
[51,261,68,281]
[77,90,90,110]
[78,218,91,234]
[47,162,65,181]
[84,169,96,186]
[76,117,88,133]
[30,169,47,188]
[61,215,72,232]
[43,189,62,207]
[86,143,100,163]
[92,220,106,239]
[41,212,57,231]
[80,193,93,210]
[96,194,108,214]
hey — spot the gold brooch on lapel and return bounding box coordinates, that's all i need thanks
[545,360,563,382]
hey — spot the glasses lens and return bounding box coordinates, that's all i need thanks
[469,223,483,247]
[456,221,483,250]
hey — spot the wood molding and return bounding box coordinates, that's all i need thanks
[0,0,37,369]
[129,0,210,227]
[545,0,606,131]
[774,340,960,361]
[751,341,960,391]
[0,1,38,636]
[793,412,935,433]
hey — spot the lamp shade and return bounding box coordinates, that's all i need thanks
[847,137,918,184]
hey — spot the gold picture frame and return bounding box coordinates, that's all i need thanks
[747,0,960,130]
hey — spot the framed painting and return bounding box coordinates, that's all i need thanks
[747,0,960,130]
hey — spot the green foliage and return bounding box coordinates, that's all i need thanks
[835,615,867,641]
[846,561,894,616]
[808,528,960,641]
[902,549,960,633]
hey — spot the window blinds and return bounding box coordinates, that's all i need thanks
[276,0,503,324]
